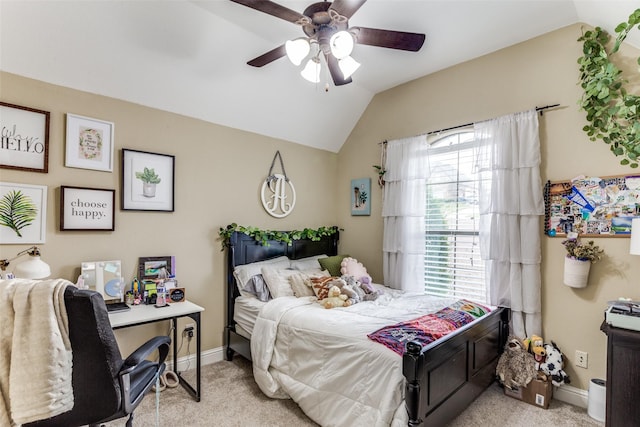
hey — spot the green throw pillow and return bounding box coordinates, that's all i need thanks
[318,255,350,276]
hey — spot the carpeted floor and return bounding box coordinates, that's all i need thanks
[105,357,604,426]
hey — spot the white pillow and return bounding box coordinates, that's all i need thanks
[233,256,290,297]
[260,266,298,299]
[289,254,328,271]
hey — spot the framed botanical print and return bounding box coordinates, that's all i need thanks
[65,113,115,172]
[122,149,175,212]
[0,182,47,244]
[351,178,371,216]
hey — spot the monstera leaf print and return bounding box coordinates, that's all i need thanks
[0,190,38,238]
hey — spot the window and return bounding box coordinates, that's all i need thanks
[424,130,486,302]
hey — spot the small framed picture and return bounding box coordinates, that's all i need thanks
[122,149,175,212]
[0,182,47,244]
[0,102,50,173]
[60,186,115,231]
[138,256,173,280]
[351,178,371,216]
[65,113,115,172]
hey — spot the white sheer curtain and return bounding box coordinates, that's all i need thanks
[381,135,430,292]
[475,110,544,338]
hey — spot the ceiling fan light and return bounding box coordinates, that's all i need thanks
[285,38,310,66]
[338,56,360,79]
[329,31,354,59]
[300,58,321,83]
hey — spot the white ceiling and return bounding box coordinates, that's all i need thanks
[1,1,638,152]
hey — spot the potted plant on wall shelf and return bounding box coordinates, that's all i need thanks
[562,237,604,288]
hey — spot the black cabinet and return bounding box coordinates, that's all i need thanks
[601,322,640,427]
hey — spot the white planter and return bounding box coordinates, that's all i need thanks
[564,257,591,288]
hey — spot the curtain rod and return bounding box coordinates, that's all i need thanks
[380,103,561,145]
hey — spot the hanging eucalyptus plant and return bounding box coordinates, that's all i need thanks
[577,9,640,168]
[218,224,340,250]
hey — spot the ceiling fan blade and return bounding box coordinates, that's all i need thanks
[230,0,306,24]
[352,27,425,51]
[324,53,352,86]
[247,44,286,67]
[329,0,367,19]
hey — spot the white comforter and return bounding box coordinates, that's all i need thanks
[251,288,463,427]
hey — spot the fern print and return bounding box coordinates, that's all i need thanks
[0,190,38,238]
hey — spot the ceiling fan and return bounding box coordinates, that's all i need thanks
[230,0,426,86]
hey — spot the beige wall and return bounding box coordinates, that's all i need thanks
[0,71,338,356]
[3,22,639,392]
[337,23,640,390]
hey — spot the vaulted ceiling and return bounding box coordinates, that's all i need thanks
[1,1,638,152]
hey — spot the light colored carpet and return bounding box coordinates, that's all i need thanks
[105,357,603,426]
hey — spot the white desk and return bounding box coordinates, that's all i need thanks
[109,301,204,401]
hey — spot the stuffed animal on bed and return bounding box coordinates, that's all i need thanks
[321,286,348,309]
[340,257,373,285]
[538,341,570,386]
[341,275,379,302]
[495,336,538,390]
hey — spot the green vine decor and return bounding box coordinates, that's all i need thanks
[577,9,640,168]
[0,190,37,238]
[218,224,340,250]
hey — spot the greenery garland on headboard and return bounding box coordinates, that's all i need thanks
[218,224,340,250]
[577,9,640,169]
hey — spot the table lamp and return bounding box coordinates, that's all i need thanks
[0,246,51,279]
[631,218,640,256]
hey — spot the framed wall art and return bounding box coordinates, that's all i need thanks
[60,186,115,231]
[122,149,175,212]
[0,182,47,244]
[65,113,115,172]
[138,256,173,280]
[351,177,371,216]
[0,102,50,173]
[544,174,640,237]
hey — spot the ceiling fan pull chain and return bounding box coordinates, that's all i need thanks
[267,150,289,182]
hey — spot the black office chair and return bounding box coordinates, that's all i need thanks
[24,286,171,427]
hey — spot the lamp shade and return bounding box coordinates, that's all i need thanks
[338,56,360,79]
[329,31,354,59]
[14,255,51,279]
[285,38,310,66]
[631,218,640,255]
[300,58,321,83]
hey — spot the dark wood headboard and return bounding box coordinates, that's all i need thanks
[226,229,339,328]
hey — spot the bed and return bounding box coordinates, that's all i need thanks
[225,230,509,426]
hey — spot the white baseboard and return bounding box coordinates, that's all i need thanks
[554,384,588,408]
[170,346,224,372]
[173,349,591,410]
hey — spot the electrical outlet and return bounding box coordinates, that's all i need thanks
[185,323,195,331]
[575,350,588,368]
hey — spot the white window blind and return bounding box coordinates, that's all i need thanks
[424,130,486,302]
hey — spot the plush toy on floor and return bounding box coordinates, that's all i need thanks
[523,334,546,363]
[321,286,348,309]
[538,341,570,386]
[496,336,538,390]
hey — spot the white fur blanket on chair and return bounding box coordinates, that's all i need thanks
[0,279,74,426]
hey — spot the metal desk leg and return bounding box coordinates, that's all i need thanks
[176,312,201,401]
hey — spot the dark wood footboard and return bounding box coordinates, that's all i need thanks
[403,307,509,426]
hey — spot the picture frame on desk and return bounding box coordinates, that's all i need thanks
[138,256,172,280]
